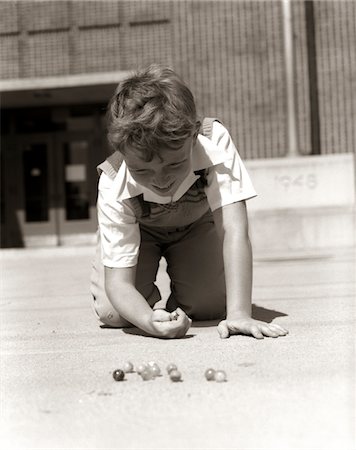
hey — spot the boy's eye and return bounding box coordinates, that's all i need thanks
[132,169,148,175]
[169,160,185,168]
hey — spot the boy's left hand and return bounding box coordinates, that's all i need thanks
[217,318,288,339]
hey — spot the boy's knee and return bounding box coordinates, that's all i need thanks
[188,296,226,321]
[172,289,226,322]
[190,308,226,321]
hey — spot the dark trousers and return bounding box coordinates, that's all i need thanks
[90,211,226,327]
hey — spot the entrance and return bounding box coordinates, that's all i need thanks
[1,131,99,247]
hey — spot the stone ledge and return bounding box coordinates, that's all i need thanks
[249,205,355,253]
[245,153,355,210]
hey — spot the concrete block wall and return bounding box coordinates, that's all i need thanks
[246,153,355,255]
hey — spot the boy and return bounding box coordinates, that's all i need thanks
[90,64,288,340]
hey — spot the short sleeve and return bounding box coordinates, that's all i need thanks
[204,122,257,211]
[97,173,140,268]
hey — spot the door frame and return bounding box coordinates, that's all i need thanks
[3,130,98,247]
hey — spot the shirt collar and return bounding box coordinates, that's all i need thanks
[113,133,227,203]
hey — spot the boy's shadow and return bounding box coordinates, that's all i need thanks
[101,324,195,338]
[252,303,288,322]
[195,303,288,327]
[121,328,195,339]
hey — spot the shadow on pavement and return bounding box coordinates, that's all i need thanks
[192,304,288,328]
[252,303,288,322]
[99,324,195,338]
[98,304,288,336]
[122,328,196,339]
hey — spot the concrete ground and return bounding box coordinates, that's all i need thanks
[0,245,355,450]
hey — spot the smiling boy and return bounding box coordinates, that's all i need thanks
[90,64,288,340]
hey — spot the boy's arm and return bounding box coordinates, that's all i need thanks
[97,173,190,339]
[105,266,191,338]
[212,201,288,339]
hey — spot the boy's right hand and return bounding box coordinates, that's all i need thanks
[150,307,192,339]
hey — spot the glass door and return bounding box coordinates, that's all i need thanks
[10,132,98,247]
[54,132,98,245]
[16,134,59,246]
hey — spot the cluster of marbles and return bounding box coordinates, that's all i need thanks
[166,363,182,382]
[112,361,227,383]
[204,368,227,382]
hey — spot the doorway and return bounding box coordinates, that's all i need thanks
[1,131,99,247]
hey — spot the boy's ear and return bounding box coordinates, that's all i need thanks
[193,121,201,141]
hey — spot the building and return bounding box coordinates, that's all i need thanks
[1,0,355,253]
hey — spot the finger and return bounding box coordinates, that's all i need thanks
[170,311,179,321]
[250,325,264,339]
[176,315,192,337]
[269,323,289,335]
[184,317,192,332]
[217,320,230,339]
[178,312,193,328]
[174,308,189,323]
[152,309,171,322]
[175,307,187,317]
[157,321,187,339]
[175,320,191,338]
[268,325,287,336]
[175,310,188,325]
[259,325,278,338]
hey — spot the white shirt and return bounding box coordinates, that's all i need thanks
[98,121,257,268]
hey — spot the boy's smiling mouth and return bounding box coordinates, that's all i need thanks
[151,181,175,193]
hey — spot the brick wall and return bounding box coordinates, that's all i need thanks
[0,0,355,159]
[171,1,288,159]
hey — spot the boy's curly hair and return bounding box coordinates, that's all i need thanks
[106,64,199,161]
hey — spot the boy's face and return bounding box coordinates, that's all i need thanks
[124,136,194,196]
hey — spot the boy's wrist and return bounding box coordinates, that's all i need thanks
[225,293,252,321]
[226,307,251,321]
[139,312,162,337]
[226,314,251,321]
